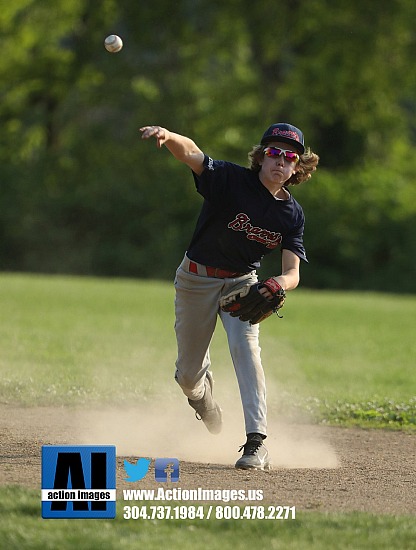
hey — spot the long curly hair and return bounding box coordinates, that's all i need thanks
[248,145,319,185]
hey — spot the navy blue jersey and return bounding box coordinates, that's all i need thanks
[187,155,307,273]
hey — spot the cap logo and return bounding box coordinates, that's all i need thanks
[271,128,300,142]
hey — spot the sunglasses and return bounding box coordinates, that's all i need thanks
[263,146,300,164]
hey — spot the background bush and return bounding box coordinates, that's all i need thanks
[1,0,415,292]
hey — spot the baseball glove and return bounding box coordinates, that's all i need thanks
[219,278,286,324]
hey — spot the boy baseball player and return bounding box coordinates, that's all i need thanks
[140,123,319,469]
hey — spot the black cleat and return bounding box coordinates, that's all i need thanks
[235,433,271,470]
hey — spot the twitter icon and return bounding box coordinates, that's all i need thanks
[124,458,151,482]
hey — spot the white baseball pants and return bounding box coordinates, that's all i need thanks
[173,255,267,436]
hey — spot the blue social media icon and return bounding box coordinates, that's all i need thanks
[154,458,179,482]
[124,458,151,482]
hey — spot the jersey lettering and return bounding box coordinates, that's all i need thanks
[228,213,282,249]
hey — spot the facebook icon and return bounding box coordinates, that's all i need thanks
[154,458,180,482]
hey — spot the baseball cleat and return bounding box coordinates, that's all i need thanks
[188,371,223,434]
[235,433,271,470]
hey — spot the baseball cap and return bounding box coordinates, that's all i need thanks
[260,123,305,154]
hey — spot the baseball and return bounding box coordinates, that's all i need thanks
[104,34,123,53]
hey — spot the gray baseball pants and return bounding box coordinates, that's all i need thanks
[174,254,267,436]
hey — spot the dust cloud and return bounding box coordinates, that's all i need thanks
[74,384,339,469]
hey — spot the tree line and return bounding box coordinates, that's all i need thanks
[1,0,415,291]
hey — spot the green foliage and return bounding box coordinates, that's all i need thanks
[302,397,416,430]
[289,155,416,291]
[0,1,415,290]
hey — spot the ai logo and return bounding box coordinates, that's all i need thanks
[41,445,116,519]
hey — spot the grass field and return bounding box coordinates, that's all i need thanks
[0,273,415,549]
[0,273,414,428]
[1,487,415,550]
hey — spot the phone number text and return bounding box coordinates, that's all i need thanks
[123,505,296,520]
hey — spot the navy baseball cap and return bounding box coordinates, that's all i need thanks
[260,123,305,154]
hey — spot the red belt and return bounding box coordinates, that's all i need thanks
[189,261,246,278]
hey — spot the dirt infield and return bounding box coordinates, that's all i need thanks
[0,404,414,515]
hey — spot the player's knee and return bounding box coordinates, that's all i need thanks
[228,338,261,364]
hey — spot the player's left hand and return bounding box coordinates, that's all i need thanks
[219,278,286,324]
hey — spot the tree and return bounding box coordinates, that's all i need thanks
[0,0,415,290]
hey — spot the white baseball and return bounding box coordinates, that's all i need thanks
[104,35,123,53]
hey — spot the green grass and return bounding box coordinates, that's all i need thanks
[261,289,416,399]
[0,273,414,429]
[0,488,415,550]
[0,273,176,405]
[302,396,416,430]
[1,274,415,547]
